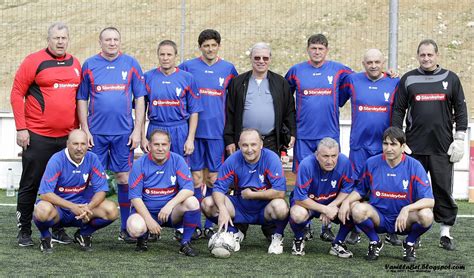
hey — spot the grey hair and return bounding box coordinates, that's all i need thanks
[47,22,69,39]
[249,42,272,57]
[316,137,339,152]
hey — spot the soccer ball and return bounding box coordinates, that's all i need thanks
[208,232,236,258]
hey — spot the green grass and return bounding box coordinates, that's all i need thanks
[0,192,473,277]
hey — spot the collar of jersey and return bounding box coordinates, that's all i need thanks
[64,149,85,167]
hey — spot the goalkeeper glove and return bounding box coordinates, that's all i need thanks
[447,131,465,163]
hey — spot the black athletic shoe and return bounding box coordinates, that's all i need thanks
[320,226,335,242]
[261,222,276,242]
[192,227,202,240]
[40,237,53,253]
[385,233,402,246]
[366,240,384,261]
[118,230,137,244]
[303,223,314,241]
[439,236,455,251]
[414,238,421,249]
[173,229,183,242]
[52,228,73,245]
[148,233,160,242]
[74,230,92,252]
[17,230,34,247]
[179,242,197,257]
[135,238,148,252]
[203,228,215,239]
[346,231,361,245]
[402,241,416,262]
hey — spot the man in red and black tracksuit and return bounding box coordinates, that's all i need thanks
[391,39,468,251]
[10,22,82,247]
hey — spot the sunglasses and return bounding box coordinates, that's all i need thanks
[253,56,270,62]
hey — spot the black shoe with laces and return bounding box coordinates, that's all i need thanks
[135,238,148,252]
[414,238,421,249]
[203,228,215,239]
[148,233,160,242]
[179,242,197,257]
[304,223,314,241]
[320,226,335,242]
[366,240,384,261]
[40,237,53,253]
[173,229,183,242]
[439,236,455,251]
[52,227,73,245]
[291,238,305,256]
[346,231,361,245]
[385,233,402,246]
[17,230,34,247]
[403,241,416,262]
[74,230,93,251]
[118,230,137,244]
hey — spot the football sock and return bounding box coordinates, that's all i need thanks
[406,222,431,244]
[81,218,114,236]
[273,216,289,235]
[194,186,203,229]
[117,183,131,231]
[34,218,54,239]
[334,220,354,243]
[321,222,332,233]
[356,218,379,242]
[440,224,452,238]
[289,218,307,240]
[181,209,201,244]
[203,186,214,229]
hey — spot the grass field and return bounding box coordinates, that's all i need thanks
[0,192,472,277]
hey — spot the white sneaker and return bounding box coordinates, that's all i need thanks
[268,234,284,254]
[232,230,244,252]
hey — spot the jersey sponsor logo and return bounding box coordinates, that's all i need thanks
[219,77,225,87]
[303,89,332,96]
[152,99,180,106]
[95,84,126,92]
[415,94,446,102]
[122,71,128,80]
[374,190,407,199]
[327,76,333,84]
[144,187,177,195]
[200,88,223,96]
[358,105,387,112]
[170,175,177,186]
[53,83,79,89]
[259,174,264,183]
[309,192,337,201]
[58,185,87,193]
[402,180,409,190]
[384,92,390,102]
[82,173,89,183]
[331,180,337,188]
[442,81,448,90]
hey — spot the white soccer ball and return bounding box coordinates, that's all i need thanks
[208,232,236,258]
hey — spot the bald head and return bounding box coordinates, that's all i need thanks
[68,129,87,142]
[362,48,385,80]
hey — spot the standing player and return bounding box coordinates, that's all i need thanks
[285,33,352,242]
[11,22,81,247]
[201,129,289,254]
[77,27,146,243]
[33,130,118,253]
[339,127,434,262]
[339,49,400,245]
[142,40,202,163]
[126,130,200,256]
[178,29,238,238]
[289,138,355,257]
[392,39,468,251]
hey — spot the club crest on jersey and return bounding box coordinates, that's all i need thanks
[442,81,448,90]
[327,76,333,85]
[170,175,176,185]
[384,92,390,102]
[402,179,409,190]
[122,71,128,81]
[176,87,182,97]
[331,180,337,188]
[259,174,264,183]
[74,68,80,77]
[219,77,225,87]
[83,173,89,183]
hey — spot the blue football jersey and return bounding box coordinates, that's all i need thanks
[77,53,147,135]
[179,57,237,139]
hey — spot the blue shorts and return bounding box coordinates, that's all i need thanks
[290,198,341,225]
[147,122,189,163]
[229,195,268,225]
[190,138,225,172]
[349,148,380,177]
[293,139,319,172]
[131,207,174,227]
[374,207,409,235]
[92,134,133,172]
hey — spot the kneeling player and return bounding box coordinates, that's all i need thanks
[126,130,200,256]
[33,130,118,253]
[289,138,355,257]
[339,127,434,262]
[201,128,289,254]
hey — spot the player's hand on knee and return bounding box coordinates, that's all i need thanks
[324,205,338,220]
[158,204,173,223]
[146,218,161,235]
[395,207,409,232]
[447,132,465,163]
[338,201,351,224]
[320,214,331,226]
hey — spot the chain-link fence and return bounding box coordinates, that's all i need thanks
[1,0,473,119]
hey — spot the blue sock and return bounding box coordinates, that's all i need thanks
[334,220,354,243]
[181,209,201,244]
[194,186,203,229]
[203,186,214,229]
[138,232,149,240]
[81,218,114,236]
[406,223,431,244]
[117,183,130,231]
[34,218,55,239]
[273,216,289,235]
[356,218,379,242]
[321,222,331,233]
[290,218,308,240]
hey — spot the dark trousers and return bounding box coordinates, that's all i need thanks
[262,133,279,156]
[17,131,67,233]
[412,153,457,226]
